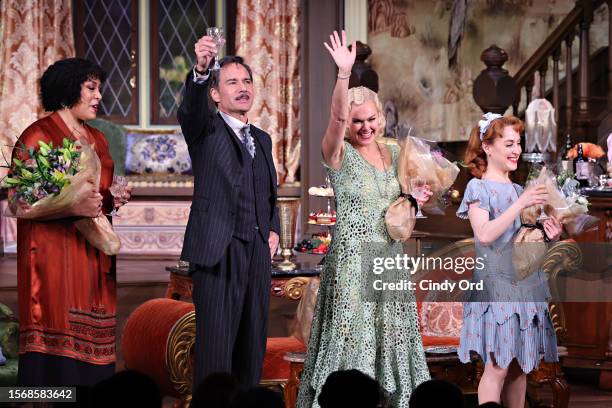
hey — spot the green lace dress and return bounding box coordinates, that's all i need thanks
[296,142,430,408]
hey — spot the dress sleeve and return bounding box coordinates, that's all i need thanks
[456,179,490,219]
[11,124,52,162]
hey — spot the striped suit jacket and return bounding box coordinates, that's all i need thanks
[177,71,280,267]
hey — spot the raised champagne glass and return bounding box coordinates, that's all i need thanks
[206,27,226,71]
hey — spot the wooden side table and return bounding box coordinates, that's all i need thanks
[164,264,321,303]
[410,229,429,255]
[165,263,193,301]
[283,352,307,408]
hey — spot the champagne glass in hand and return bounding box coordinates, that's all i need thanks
[410,176,428,219]
[531,181,549,222]
[108,175,128,217]
[206,27,226,70]
[527,164,549,222]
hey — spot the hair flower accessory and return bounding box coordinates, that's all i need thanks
[478,112,502,140]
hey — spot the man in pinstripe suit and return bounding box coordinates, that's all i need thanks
[177,35,280,390]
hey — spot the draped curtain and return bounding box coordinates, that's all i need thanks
[235,0,301,185]
[0,0,74,178]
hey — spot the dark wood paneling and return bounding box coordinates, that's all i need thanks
[562,196,612,384]
[225,0,238,55]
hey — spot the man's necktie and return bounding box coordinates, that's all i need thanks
[240,125,256,158]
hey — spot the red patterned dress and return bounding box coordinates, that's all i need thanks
[13,112,116,386]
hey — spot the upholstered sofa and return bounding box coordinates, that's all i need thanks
[122,239,578,408]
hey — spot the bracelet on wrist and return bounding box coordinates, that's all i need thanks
[337,72,351,80]
[195,66,208,75]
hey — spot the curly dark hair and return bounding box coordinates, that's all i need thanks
[210,55,253,90]
[40,58,107,112]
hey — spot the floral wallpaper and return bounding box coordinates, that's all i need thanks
[368,0,609,142]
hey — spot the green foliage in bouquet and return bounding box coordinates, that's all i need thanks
[556,169,574,188]
[2,139,81,205]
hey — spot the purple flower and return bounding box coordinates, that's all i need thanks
[33,187,48,200]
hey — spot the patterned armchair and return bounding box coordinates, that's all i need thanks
[0,304,18,386]
[122,298,306,407]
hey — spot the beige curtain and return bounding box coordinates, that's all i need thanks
[0,0,75,178]
[235,0,301,185]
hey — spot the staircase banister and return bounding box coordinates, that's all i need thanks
[513,6,585,89]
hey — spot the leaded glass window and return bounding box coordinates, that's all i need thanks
[151,0,215,124]
[74,0,139,124]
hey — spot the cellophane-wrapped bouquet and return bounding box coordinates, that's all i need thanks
[513,166,598,279]
[3,138,121,255]
[396,135,460,214]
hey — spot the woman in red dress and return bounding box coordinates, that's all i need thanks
[11,58,130,387]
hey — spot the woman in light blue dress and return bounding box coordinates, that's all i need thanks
[457,113,563,408]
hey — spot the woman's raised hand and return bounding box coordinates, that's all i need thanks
[323,30,356,76]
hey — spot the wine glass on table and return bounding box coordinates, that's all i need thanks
[410,176,428,219]
[206,27,226,71]
[108,175,128,217]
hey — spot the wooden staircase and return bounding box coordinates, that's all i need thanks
[510,0,610,145]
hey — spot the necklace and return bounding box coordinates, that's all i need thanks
[370,142,390,198]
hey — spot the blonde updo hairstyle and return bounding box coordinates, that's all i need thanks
[345,86,386,141]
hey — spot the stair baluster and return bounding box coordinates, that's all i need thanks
[565,34,575,136]
[525,76,534,108]
[539,62,549,99]
[553,48,562,127]
[576,0,594,140]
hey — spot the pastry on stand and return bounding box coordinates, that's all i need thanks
[300,181,335,259]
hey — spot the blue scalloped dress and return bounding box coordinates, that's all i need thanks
[456,178,558,373]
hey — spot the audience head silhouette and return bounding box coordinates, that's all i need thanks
[91,369,161,408]
[318,369,386,408]
[190,372,238,408]
[229,386,284,408]
[409,379,464,408]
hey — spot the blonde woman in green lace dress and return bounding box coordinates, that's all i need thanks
[296,31,432,408]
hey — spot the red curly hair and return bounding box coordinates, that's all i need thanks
[464,115,524,178]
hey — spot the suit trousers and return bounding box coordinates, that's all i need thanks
[191,234,271,389]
